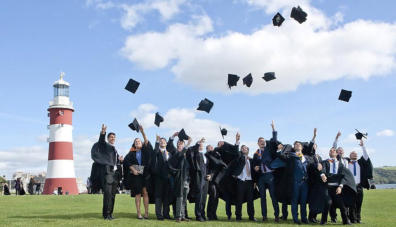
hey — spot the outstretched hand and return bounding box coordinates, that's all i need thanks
[271,120,275,131]
[101,124,107,134]
[236,132,240,143]
[336,131,341,139]
[359,140,364,147]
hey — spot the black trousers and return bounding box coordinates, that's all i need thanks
[322,186,348,224]
[195,180,208,219]
[155,177,171,219]
[236,179,254,219]
[207,182,219,219]
[348,184,363,222]
[102,167,117,218]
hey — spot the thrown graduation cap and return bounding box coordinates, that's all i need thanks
[228,74,240,89]
[154,112,164,127]
[263,72,276,82]
[290,6,307,24]
[219,127,227,139]
[178,128,189,141]
[125,78,140,94]
[355,129,368,140]
[197,98,214,113]
[338,89,352,102]
[128,118,140,132]
[243,73,253,87]
[272,12,285,27]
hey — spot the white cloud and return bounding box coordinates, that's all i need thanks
[89,0,187,30]
[376,129,395,137]
[120,2,396,94]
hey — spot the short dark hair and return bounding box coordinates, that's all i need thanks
[258,137,265,143]
[107,132,116,138]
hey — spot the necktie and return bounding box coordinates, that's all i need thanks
[353,161,356,176]
[332,159,336,173]
[246,157,251,178]
[162,150,167,161]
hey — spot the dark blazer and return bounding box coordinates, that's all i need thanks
[252,131,279,176]
[229,150,256,182]
[152,142,172,179]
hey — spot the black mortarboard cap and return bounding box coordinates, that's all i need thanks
[178,128,189,141]
[355,129,368,140]
[272,12,285,27]
[228,74,240,89]
[243,73,253,87]
[197,98,214,113]
[338,89,352,102]
[290,6,307,24]
[125,78,140,94]
[154,112,164,127]
[220,127,227,139]
[263,72,276,82]
[128,118,140,132]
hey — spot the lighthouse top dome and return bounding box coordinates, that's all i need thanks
[53,72,70,87]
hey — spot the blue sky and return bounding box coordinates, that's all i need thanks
[1,0,395,181]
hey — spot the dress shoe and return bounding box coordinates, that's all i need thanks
[176,218,182,223]
[196,217,205,222]
[249,217,257,222]
[108,215,114,220]
[331,218,337,223]
[181,218,190,222]
[343,219,352,225]
[309,217,318,223]
[236,217,242,221]
[294,220,302,225]
[280,216,287,221]
[302,219,309,224]
[157,217,164,221]
[275,216,280,222]
[262,217,268,222]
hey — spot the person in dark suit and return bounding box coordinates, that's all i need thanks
[186,137,208,222]
[123,124,153,220]
[229,133,257,221]
[168,135,192,222]
[216,140,240,220]
[91,124,123,220]
[320,148,356,225]
[347,139,373,223]
[252,120,280,222]
[152,135,173,220]
[278,141,320,224]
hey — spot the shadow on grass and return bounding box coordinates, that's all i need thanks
[10,213,297,225]
[9,212,138,220]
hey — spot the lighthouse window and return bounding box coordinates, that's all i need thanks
[54,84,69,97]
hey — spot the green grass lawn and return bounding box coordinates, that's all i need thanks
[1,190,396,226]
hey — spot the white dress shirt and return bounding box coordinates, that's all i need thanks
[238,156,252,181]
[348,145,369,185]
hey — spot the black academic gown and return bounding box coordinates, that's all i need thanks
[322,160,357,207]
[90,133,119,194]
[218,145,260,205]
[186,143,205,203]
[123,142,153,197]
[307,154,327,214]
[273,145,316,205]
[168,149,189,198]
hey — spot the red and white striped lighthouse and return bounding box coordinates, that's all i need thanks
[43,72,78,195]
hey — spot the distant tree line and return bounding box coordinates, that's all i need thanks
[374,167,396,184]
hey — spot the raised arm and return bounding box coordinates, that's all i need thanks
[312,128,317,143]
[271,120,277,141]
[139,125,148,145]
[333,131,341,149]
[167,132,178,154]
[360,140,369,160]
[99,124,107,143]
